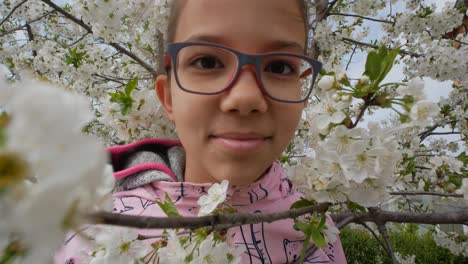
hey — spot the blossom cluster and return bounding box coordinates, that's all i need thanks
[0,0,467,260]
[288,122,402,207]
[0,78,110,263]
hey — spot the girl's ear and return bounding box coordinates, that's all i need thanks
[155,75,175,122]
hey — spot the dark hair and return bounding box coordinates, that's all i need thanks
[165,0,310,54]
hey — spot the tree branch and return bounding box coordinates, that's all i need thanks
[419,123,439,141]
[349,100,369,128]
[329,12,394,24]
[345,45,357,71]
[377,223,397,264]
[428,132,462,136]
[341,37,422,57]
[40,0,157,77]
[390,191,463,198]
[359,222,388,254]
[86,203,332,230]
[24,24,37,57]
[333,207,468,225]
[66,32,90,48]
[85,204,468,239]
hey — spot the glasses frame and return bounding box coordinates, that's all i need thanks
[164,42,323,103]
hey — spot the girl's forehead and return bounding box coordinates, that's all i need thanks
[173,0,306,53]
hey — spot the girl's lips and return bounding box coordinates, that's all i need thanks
[211,135,269,153]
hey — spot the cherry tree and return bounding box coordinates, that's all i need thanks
[0,0,467,263]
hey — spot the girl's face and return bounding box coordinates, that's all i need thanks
[156,0,306,185]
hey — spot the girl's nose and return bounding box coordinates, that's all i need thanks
[219,66,268,115]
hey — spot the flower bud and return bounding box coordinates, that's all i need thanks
[332,93,341,102]
[341,95,352,102]
[317,75,335,91]
[359,75,370,85]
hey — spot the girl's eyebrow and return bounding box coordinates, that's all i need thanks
[184,34,304,54]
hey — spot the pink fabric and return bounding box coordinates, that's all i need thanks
[55,142,347,263]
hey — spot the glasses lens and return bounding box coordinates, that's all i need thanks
[176,45,238,94]
[260,55,314,101]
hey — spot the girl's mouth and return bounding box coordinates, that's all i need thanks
[210,133,271,153]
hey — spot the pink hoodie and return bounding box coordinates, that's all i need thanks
[55,139,347,263]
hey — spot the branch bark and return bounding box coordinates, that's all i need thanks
[333,207,468,225]
[86,203,332,230]
[85,204,468,234]
[390,191,464,198]
[377,223,397,264]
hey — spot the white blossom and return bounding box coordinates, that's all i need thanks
[197,180,229,216]
[409,100,440,127]
[317,75,336,91]
[0,78,108,263]
[190,234,242,264]
[86,226,147,264]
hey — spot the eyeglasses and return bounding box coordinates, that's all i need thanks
[164,42,322,103]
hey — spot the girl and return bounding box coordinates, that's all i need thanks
[56,0,347,263]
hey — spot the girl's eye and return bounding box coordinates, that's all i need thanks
[190,55,224,69]
[264,61,295,75]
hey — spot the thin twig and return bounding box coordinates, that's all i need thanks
[0,0,29,28]
[0,10,56,37]
[415,166,431,170]
[418,123,439,141]
[329,12,394,24]
[359,222,388,254]
[345,45,357,71]
[428,132,462,136]
[390,191,463,198]
[40,0,157,76]
[341,37,422,57]
[333,208,468,225]
[377,223,397,264]
[66,32,90,48]
[349,101,369,128]
[24,24,37,57]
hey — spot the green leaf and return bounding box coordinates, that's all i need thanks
[347,201,366,213]
[363,46,400,90]
[457,152,468,166]
[317,213,327,229]
[156,193,180,217]
[65,47,87,69]
[399,114,411,124]
[364,48,383,81]
[0,112,10,148]
[375,48,399,88]
[125,77,139,96]
[310,227,327,248]
[290,198,317,210]
[108,90,134,116]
